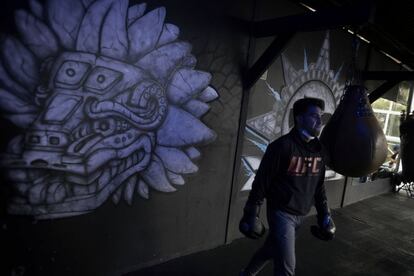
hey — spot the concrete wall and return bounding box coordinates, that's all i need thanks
[342,177,393,207]
[0,0,251,275]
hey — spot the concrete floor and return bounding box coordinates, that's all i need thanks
[125,192,414,276]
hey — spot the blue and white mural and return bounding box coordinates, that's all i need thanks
[241,32,344,191]
[0,0,218,219]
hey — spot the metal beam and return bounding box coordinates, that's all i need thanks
[243,33,294,90]
[242,2,373,91]
[362,71,414,102]
[361,71,414,81]
[368,80,400,103]
[250,3,372,37]
[407,82,414,118]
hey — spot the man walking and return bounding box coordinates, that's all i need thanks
[239,98,336,276]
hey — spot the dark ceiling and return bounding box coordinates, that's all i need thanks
[289,0,414,71]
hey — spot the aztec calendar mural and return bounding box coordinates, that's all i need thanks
[241,32,345,191]
[0,0,218,219]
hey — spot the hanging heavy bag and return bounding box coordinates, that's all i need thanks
[320,85,388,177]
[400,114,414,182]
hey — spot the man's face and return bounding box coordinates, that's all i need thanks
[298,105,323,137]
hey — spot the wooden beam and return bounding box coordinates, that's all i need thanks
[250,3,371,37]
[243,33,294,90]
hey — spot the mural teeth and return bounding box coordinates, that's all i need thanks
[137,150,145,163]
[137,179,149,199]
[125,154,133,169]
[122,157,128,171]
[110,164,118,178]
[46,182,66,204]
[87,182,97,194]
[56,184,66,202]
[123,175,137,205]
[28,183,47,204]
[117,158,126,173]
[73,184,90,196]
[97,168,111,191]
[112,185,123,205]
[132,153,138,166]
[132,151,138,165]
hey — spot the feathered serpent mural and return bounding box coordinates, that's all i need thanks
[0,0,218,219]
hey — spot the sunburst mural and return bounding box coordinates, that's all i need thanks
[241,32,344,191]
[0,0,218,219]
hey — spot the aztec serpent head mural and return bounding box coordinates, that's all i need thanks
[0,0,218,219]
[241,32,344,191]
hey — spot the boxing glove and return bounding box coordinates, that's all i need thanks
[311,213,336,241]
[239,203,266,239]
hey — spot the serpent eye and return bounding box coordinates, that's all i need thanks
[55,60,91,89]
[43,94,81,123]
[84,66,122,94]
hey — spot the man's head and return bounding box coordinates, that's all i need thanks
[293,97,325,137]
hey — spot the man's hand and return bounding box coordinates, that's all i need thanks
[239,203,266,239]
[311,214,336,241]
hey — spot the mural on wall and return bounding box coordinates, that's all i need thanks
[241,32,344,191]
[0,0,218,219]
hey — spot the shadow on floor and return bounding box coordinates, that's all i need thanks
[124,193,414,276]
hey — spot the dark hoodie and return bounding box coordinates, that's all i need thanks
[247,128,329,216]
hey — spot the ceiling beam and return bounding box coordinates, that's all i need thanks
[368,80,400,103]
[361,71,414,81]
[362,70,414,103]
[249,2,372,37]
[243,33,294,90]
[242,2,372,90]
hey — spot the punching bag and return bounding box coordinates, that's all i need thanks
[400,114,414,182]
[320,85,388,177]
